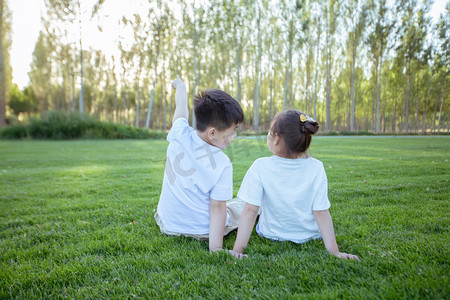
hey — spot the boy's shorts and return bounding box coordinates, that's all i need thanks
[154,198,245,241]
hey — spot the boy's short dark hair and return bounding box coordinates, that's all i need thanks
[194,89,244,132]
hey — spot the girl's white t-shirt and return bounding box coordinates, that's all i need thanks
[157,118,232,234]
[237,155,330,243]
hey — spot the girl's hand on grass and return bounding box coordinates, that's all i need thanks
[228,250,248,259]
[332,252,360,262]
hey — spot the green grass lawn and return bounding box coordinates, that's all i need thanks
[0,137,448,299]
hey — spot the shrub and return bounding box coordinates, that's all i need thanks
[0,124,28,139]
[0,111,167,140]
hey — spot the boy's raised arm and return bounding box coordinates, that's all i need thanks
[172,75,189,121]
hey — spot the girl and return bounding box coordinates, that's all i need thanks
[230,110,360,261]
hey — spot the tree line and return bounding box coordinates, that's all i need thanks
[1,0,449,133]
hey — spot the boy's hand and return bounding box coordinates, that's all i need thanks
[172,75,185,90]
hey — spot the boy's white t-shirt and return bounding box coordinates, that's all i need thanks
[237,156,330,243]
[157,118,232,234]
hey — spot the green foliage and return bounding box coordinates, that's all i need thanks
[19,1,449,133]
[8,84,35,116]
[0,111,166,140]
[0,138,448,298]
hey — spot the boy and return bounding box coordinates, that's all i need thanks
[155,76,244,252]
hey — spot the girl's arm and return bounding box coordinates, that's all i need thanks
[231,202,260,255]
[313,209,360,261]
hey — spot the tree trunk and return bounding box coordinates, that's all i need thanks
[253,11,261,132]
[405,58,411,133]
[114,89,118,123]
[325,17,331,131]
[234,30,241,104]
[79,48,84,113]
[122,89,126,125]
[192,54,197,129]
[326,45,331,131]
[0,0,5,127]
[214,43,218,88]
[422,75,433,134]
[125,91,130,125]
[145,78,157,129]
[289,65,293,109]
[415,93,420,133]
[393,98,397,133]
[163,62,167,131]
[192,16,198,129]
[438,77,446,133]
[414,74,419,132]
[372,63,377,132]
[305,43,312,115]
[433,94,437,133]
[350,34,356,132]
[71,72,76,111]
[376,47,383,133]
[269,73,274,122]
[104,84,108,121]
[313,17,321,120]
[135,87,140,127]
[400,73,407,133]
[283,46,291,111]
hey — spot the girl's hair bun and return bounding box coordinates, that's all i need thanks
[300,120,319,135]
[271,110,320,155]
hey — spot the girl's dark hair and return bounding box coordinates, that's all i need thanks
[271,110,319,155]
[194,89,244,132]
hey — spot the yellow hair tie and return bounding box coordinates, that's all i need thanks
[300,114,315,123]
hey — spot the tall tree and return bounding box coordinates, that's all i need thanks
[435,10,449,133]
[128,13,149,127]
[29,30,54,114]
[265,14,282,123]
[281,1,294,111]
[367,0,393,133]
[304,8,316,116]
[118,39,132,125]
[313,14,321,120]
[396,0,429,133]
[253,0,262,131]
[0,0,11,127]
[44,0,103,113]
[324,0,340,131]
[346,0,368,132]
[110,56,118,123]
[190,1,202,128]
[225,0,248,104]
[146,1,171,129]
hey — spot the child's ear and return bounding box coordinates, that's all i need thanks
[274,135,281,145]
[207,127,216,140]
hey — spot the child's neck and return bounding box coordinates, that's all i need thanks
[197,130,213,146]
[274,151,308,159]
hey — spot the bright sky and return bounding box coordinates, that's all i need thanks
[9,0,449,89]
